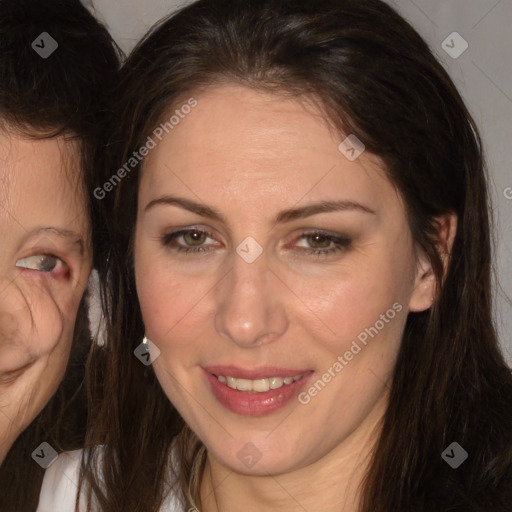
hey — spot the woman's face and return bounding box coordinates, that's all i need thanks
[0,131,91,463]
[134,85,435,475]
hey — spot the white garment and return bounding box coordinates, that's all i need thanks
[36,447,185,511]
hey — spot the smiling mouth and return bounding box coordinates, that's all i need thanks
[204,369,314,416]
[214,373,306,393]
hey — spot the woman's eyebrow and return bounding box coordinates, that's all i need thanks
[275,200,376,223]
[28,226,85,255]
[145,195,376,225]
[145,196,226,222]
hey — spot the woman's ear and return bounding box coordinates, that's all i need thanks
[408,212,458,313]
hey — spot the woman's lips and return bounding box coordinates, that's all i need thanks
[203,368,314,416]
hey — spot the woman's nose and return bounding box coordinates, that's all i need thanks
[214,250,289,349]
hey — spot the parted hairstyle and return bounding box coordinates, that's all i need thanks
[0,0,121,510]
[83,0,512,511]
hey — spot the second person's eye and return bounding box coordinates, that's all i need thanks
[15,254,62,272]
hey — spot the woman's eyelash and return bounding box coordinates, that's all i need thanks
[160,229,352,257]
[295,232,352,257]
[161,229,215,254]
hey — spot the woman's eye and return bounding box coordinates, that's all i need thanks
[162,229,217,253]
[15,254,61,272]
[161,228,351,258]
[294,232,352,257]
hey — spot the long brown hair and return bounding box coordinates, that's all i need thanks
[0,0,121,510]
[84,0,512,510]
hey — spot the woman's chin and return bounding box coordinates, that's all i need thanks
[206,438,309,476]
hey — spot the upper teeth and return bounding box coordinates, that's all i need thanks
[217,374,304,392]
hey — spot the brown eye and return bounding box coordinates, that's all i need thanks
[183,230,207,246]
[294,230,352,258]
[306,234,332,249]
[161,228,217,254]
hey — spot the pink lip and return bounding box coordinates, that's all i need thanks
[203,367,314,416]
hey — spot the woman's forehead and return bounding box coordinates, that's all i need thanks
[139,86,398,222]
[0,133,87,230]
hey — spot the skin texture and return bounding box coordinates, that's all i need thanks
[134,85,457,511]
[0,131,91,464]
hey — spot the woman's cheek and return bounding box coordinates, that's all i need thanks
[17,280,72,357]
[296,273,383,344]
[138,266,208,343]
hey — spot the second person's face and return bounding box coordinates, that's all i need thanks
[0,131,92,463]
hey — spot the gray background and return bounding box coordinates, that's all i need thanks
[85,0,512,363]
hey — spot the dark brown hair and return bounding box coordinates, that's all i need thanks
[0,0,121,510]
[84,0,512,511]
